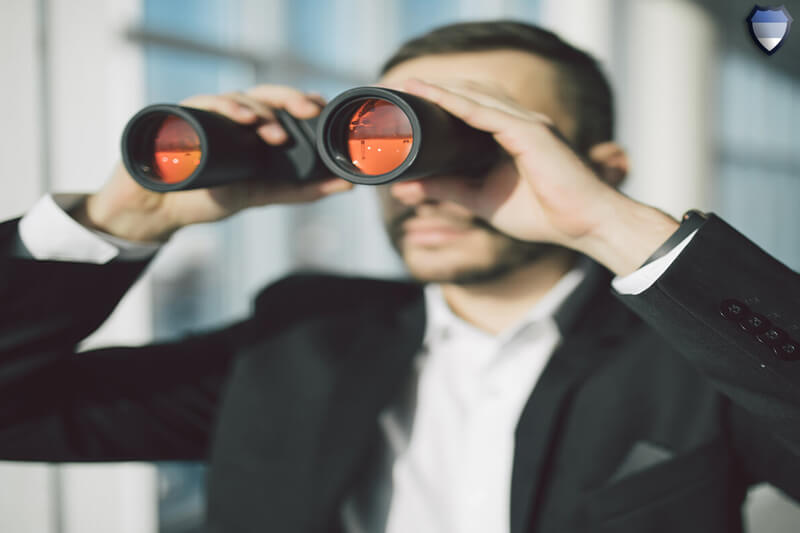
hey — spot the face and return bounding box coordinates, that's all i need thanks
[377,49,576,284]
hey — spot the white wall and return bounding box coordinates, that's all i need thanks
[0,0,44,220]
[616,0,716,216]
[0,1,157,532]
[543,0,714,217]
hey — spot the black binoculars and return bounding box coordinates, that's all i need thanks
[121,87,501,192]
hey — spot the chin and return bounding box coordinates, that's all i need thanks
[401,243,497,283]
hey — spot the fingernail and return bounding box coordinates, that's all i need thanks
[300,100,320,115]
[258,123,287,142]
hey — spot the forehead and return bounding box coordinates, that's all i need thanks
[378,49,562,112]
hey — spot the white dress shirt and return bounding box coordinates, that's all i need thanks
[341,267,586,533]
[18,194,161,262]
[16,194,697,533]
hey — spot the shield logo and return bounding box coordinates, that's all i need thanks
[747,5,793,55]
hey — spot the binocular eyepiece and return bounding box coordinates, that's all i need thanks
[121,87,500,191]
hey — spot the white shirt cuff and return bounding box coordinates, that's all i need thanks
[611,230,698,295]
[18,194,161,264]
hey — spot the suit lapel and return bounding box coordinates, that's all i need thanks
[206,277,425,533]
[311,282,427,527]
[509,262,633,533]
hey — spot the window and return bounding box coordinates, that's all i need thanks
[715,52,800,270]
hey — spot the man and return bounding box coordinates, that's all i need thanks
[1,20,799,533]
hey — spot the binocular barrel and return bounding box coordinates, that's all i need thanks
[121,105,323,192]
[121,87,500,191]
[316,87,499,185]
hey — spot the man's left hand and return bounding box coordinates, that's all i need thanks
[397,79,679,276]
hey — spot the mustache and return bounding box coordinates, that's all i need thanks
[386,204,502,245]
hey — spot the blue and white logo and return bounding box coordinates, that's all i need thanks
[747,5,793,55]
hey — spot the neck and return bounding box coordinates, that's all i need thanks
[440,250,577,335]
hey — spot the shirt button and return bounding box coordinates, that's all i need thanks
[720,299,748,320]
[739,313,771,334]
[756,327,787,347]
[773,340,800,361]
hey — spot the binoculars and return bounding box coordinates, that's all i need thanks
[121,87,501,192]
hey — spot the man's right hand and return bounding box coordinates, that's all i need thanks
[73,85,353,243]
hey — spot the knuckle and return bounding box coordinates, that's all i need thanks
[180,93,213,106]
[245,84,313,114]
[217,99,242,114]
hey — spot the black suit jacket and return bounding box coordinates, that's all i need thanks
[0,213,799,533]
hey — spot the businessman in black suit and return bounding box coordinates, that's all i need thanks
[2,20,799,533]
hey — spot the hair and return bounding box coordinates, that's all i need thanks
[380,20,614,154]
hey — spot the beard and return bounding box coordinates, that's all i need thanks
[385,204,561,285]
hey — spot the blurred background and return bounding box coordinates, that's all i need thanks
[1,0,799,531]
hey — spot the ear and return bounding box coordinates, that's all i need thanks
[587,142,629,188]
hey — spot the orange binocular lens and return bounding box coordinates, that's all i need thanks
[151,116,202,183]
[346,99,413,176]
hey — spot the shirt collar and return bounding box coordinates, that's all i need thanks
[422,258,591,348]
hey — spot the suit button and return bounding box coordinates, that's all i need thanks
[757,327,787,347]
[739,313,770,334]
[720,299,748,320]
[773,340,800,361]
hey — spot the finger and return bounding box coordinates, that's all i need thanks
[429,80,524,114]
[404,79,557,139]
[402,79,523,135]
[588,141,625,163]
[431,79,552,119]
[245,86,325,144]
[435,82,555,126]
[245,85,323,119]
[224,92,277,122]
[180,94,260,124]
[305,91,328,108]
[405,79,568,159]
[182,93,288,144]
[256,122,289,145]
[223,92,294,145]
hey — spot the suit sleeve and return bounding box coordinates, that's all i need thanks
[614,213,800,497]
[0,217,249,462]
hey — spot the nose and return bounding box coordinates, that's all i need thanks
[389,180,429,206]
